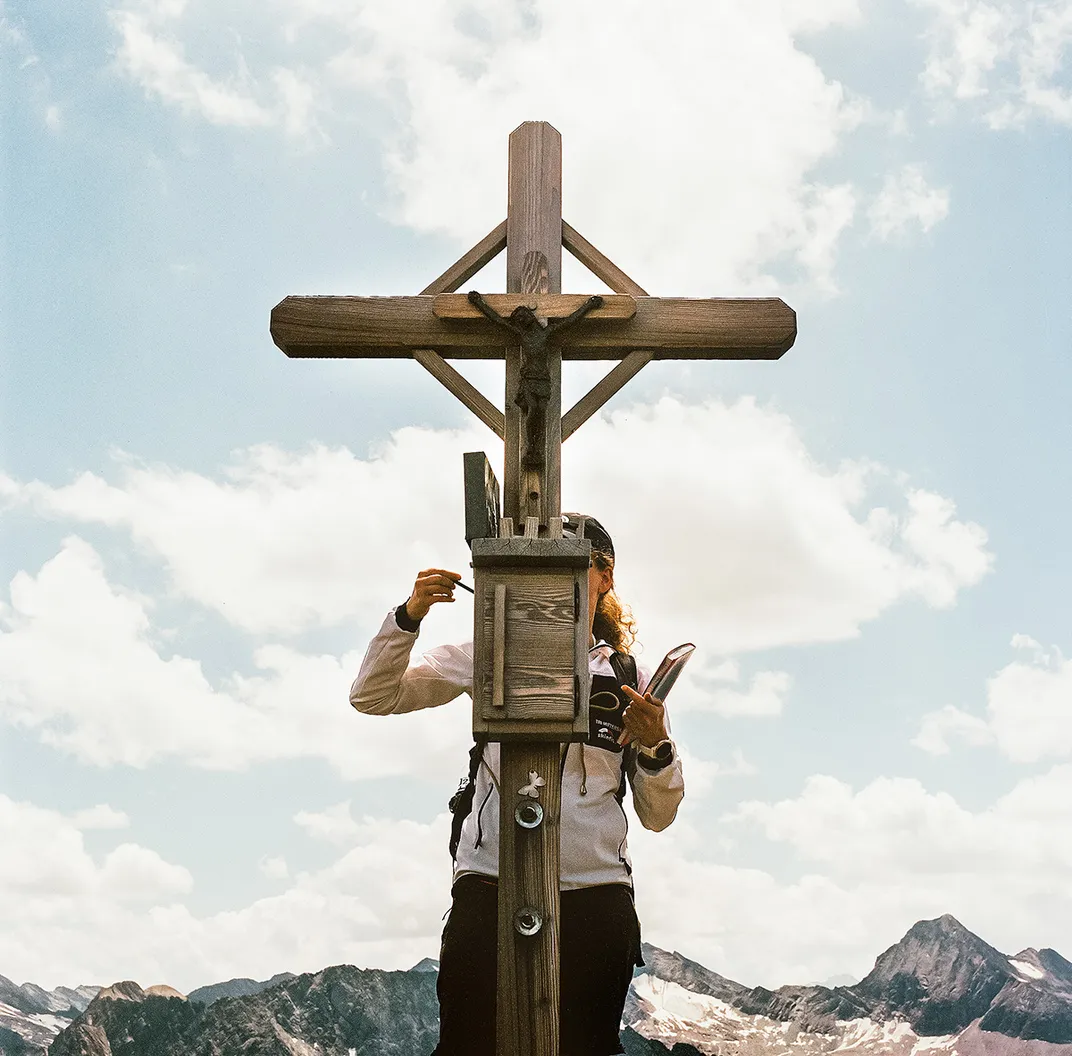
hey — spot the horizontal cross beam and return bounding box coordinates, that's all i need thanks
[270,295,796,361]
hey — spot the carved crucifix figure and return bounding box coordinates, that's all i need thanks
[466,290,604,470]
[270,121,796,1056]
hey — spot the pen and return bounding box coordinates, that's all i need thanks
[455,579,475,594]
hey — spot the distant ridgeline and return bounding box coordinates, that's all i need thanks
[4,916,1072,1056]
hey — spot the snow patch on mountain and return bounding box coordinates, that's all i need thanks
[0,999,75,1051]
[1011,961,1049,982]
[632,973,755,1037]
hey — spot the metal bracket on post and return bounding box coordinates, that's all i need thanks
[514,907,544,937]
[515,802,544,829]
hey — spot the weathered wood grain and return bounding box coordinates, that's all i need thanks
[472,537,591,568]
[498,743,562,1056]
[503,579,574,626]
[504,121,564,536]
[507,123,562,297]
[413,349,505,438]
[463,450,501,545]
[432,293,636,320]
[561,221,649,297]
[477,574,577,723]
[419,220,507,296]
[492,584,506,710]
[270,294,797,360]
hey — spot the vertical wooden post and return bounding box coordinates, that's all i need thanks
[504,121,563,528]
[497,121,564,1056]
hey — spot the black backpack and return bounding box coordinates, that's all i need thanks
[448,651,638,859]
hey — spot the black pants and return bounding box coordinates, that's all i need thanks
[432,874,641,1056]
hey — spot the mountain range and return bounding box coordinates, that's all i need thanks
[3,914,1070,1055]
[0,976,98,1054]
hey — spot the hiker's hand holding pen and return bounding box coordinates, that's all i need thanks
[404,568,475,621]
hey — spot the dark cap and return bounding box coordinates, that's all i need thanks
[561,512,614,558]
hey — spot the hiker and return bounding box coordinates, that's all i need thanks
[349,513,685,1056]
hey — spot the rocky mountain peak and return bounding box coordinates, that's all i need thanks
[855,915,1013,1035]
[408,958,439,974]
[862,914,1009,988]
[980,946,1072,1044]
[90,981,149,1004]
[1006,949,1054,983]
[144,986,185,1001]
[186,971,295,1007]
[905,914,999,954]
[1037,949,1072,985]
[636,945,750,1006]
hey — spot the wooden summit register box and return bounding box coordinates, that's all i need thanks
[471,536,592,742]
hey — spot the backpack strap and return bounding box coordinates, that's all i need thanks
[607,651,639,803]
[448,735,488,861]
[608,650,638,692]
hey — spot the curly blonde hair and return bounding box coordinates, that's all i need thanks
[592,550,638,655]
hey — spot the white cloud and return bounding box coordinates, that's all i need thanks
[258,855,289,880]
[294,801,362,846]
[0,795,190,906]
[0,798,453,991]
[0,536,262,768]
[101,843,193,900]
[868,165,950,241]
[4,431,492,637]
[272,67,318,138]
[109,8,273,127]
[915,635,1072,761]
[981,637,1072,762]
[0,400,990,773]
[566,398,991,655]
[72,805,131,830]
[102,0,876,293]
[631,825,900,987]
[915,0,1072,127]
[912,704,994,753]
[669,747,757,798]
[729,766,1072,881]
[8,771,1072,997]
[629,763,1072,986]
[0,536,469,776]
[680,666,793,718]
[772,0,863,33]
[4,396,991,660]
[898,489,991,606]
[107,2,321,134]
[352,0,865,295]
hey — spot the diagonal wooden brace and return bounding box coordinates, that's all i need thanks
[561,350,654,440]
[412,349,505,438]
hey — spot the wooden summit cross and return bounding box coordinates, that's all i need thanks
[270,122,795,1056]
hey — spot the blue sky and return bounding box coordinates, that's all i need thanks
[2,0,1071,994]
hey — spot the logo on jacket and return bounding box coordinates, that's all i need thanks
[588,678,627,753]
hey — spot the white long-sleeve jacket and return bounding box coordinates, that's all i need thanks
[350,610,685,890]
